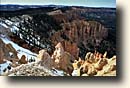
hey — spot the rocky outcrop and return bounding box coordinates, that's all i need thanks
[50,20,108,58]
[36,43,75,75]
[18,55,28,64]
[1,41,116,76]
[61,41,79,60]
[0,6,116,76]
[0,24,11,37]
[51,42,74,75]
[72,52,116,76]
[62,20,108,48]
[7,63,54,76]
[37,49,53,70]
[50,31,80,59]
[36,43,116,76]
[0,39,5,64]
[0,39,9,63]
[0,38,19,64]
[6,43,19,60]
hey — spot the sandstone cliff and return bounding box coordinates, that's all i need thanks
[50,20,108,58]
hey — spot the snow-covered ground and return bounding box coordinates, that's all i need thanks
[0,37,38,75]
[0,19,67,76]
[0,61,12,75]
[0,17,37,59]
[0,38,65,76]
[0,37,37,60]
[0,22,9,29]
[0,36,67,76]
[0,19,39,75]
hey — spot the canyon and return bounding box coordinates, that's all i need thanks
[0,5,116,76]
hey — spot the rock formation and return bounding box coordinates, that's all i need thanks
[62,20,108,49]
[72,51,116,76]
[18,55,28,64]
[50,19,108,58]
[0,41,116,76]
[0,39,8,63]
[0,38,19,65]
[5,43,19,61]
[61,40,79,60]
[0,39,5,64]
[0,24,11,37]
[7,63,54,76]
[0,6,116,76]
[37,49,53,70]
[51,42,74,75]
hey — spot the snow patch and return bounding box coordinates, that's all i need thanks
[0,22,9,28]
[0,37,38,75]
[1,37,37,60]
[0,61,11,75]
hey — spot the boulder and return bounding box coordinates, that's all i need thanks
[5,43,19,60]
[87,65,97,76]
[18,55,28,64]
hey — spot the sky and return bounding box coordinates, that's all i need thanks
[0,0,116,8]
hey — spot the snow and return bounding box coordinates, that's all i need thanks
[0,37,37,61]
[0,61,12,75]
[51,69,65,76]
[0,37,38,75]
[0,22,9,28]
[0,19,20,33]
[0,36,67,76]
[0,19,66,76]
[5,20,13,25]
[72,69,80,76]
[11,26,19,32]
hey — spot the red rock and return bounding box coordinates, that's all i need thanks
[50,20,108,59]
[18,55,27,64]
[0,39,19,64]
[0,39,6,64]
[0,49,5,64]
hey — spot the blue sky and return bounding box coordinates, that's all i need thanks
[1,0,116,8]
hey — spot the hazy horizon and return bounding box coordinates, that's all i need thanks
[1,0,116,8]
[0,4,116,9]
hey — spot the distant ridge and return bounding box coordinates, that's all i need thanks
[0,4,116,11]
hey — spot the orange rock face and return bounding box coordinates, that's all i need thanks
[50,19,108,59]
[0,48,5,64]
[18,55,28,64]
[0,39,7,64]
[72,51,116,76]
[51,42,74,75]
[37,49,53,70]
[62,41,79,60]
[6,43,19,61]
[50,33,80,59]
